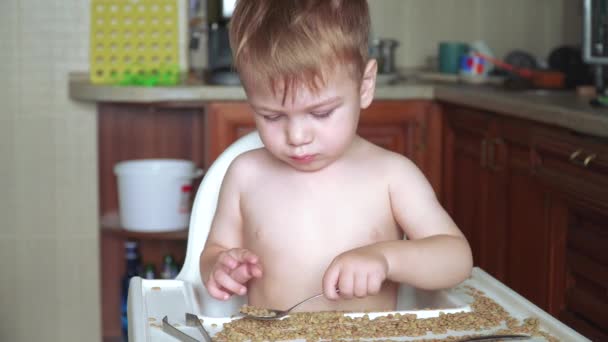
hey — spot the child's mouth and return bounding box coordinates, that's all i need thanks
[289,154,316,163]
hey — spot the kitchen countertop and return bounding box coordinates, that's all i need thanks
[69,72,608,139]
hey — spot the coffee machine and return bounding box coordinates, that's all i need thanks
[206,0,240,85]
[583,0,608,106]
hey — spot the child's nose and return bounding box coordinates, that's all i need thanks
[286,117,313,147]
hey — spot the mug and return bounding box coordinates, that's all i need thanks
[438,42,469,74]
[460,55,487,77]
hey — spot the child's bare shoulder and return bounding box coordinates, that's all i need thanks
[361,140,420,176]
[361,141,436,199]
[224,148,274,182]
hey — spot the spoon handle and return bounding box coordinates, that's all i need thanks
[286,292,325,312]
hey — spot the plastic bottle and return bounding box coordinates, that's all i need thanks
[144,263,156,279]
[121,240,142,339]
[161,254,179,279]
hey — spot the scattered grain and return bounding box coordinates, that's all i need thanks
[214,287,559,341]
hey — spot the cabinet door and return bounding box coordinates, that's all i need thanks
[498,119,553,310]
[443,105,502,279]
[205,102,256,166]
[532,128,608,341]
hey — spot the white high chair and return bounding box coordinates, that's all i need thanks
[127,131,263,341]
[127,130,470,341]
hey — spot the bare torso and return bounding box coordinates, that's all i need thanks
[238,137,402,312]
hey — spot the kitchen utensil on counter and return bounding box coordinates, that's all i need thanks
[371,38,400,74]
[474,52,565,89]
[439,41,470,74]
[504,50,539,71]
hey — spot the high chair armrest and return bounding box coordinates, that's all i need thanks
[127,276,147,342]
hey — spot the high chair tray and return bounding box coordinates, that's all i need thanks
[132,268,589,341]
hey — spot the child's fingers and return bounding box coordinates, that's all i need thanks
[367,273,382,296]
[230,264,253,284]
[214,268,247,296]
[354,273,368,298]
[206,276,231,300]
[322,265,341,300]
[230,248,259,264]
[338,272,354,299]
[249,263,263,278]
[218,253,238,270]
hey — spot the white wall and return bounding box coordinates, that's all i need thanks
[0,0,100,341]
[369,0,582,69]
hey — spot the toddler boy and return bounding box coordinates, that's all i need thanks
[200,0,473,312]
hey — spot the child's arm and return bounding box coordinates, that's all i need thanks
[323,156,472,300]
[200,160,262,300]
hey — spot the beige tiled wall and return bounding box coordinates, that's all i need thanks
[0,0,100,341]
[369,0,582,69]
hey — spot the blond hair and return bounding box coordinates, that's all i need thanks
[229,0,370,98]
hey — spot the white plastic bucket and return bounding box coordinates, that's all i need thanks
[114,159,204,232]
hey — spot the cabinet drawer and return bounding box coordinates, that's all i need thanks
[531,129,608,209]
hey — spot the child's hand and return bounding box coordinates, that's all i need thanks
[206,248,263,300]
[322,246,389,300]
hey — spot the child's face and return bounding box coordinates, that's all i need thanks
[242,62,376,172]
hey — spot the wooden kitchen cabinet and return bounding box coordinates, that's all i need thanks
[205,100,443,196]
[531,127,608,341]
[442,103,608,341]
[98,103,205,339]
[442,106,510,283]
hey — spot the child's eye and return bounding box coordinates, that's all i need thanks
[311,110,333,119]
[262,114,283,122]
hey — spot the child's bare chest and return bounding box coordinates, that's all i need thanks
[240,175,401,260]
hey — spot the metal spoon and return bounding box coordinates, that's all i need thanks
[243,292,327,321]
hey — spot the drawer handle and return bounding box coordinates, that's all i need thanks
[569,149,597,168]
[569,149,583,161]
[480,139,487,168]
[488,138,504,172]
[583,154,597,167]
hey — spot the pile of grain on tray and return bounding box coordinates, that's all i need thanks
[214,287,559,342]
[240,305,277,318]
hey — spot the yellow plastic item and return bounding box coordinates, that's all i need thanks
[90,0,180,85]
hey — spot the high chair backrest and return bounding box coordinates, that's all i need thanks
[176,131,263,316]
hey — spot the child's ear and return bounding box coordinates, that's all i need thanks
[359,59,377,109]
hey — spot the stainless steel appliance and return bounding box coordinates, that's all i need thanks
[206,0,240,85]
[583,0,608,105]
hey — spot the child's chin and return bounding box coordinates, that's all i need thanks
[286,159,327,172]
